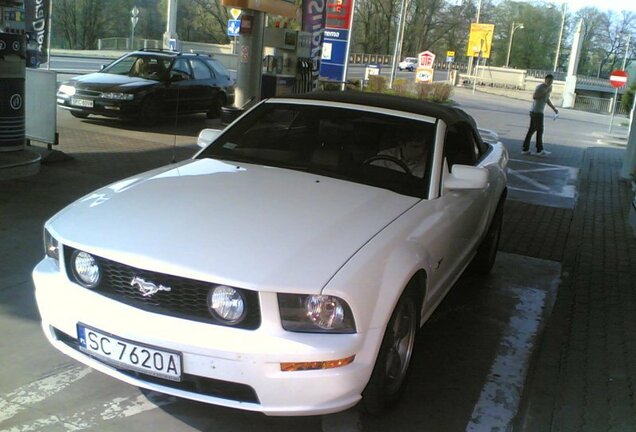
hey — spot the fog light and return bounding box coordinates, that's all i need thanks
[280,355,355,372]
[71,250,101,288]
[208,285,246,324]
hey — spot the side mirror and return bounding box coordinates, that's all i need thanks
[197,128,222,148]
[443,165,488,191]
[168,73,183,82]
[99,64,106,71]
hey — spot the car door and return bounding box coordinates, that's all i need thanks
[164,57,197,114]
[188,58,217,112]
[425,122,490,299]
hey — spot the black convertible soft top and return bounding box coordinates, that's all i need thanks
[281,90,478,128]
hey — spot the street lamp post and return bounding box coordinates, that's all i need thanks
[554,4,566,72]
[130,6,140,50]
[505,21,524,68]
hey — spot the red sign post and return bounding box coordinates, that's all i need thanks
[608,69,629,133]
[609,69,628,88]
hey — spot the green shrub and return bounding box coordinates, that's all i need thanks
[367,75,387,93]
[414,82,453,103]
[346,79,361,90]
[393,79,410,96]
[415,82,433,100]
[320,80,342,91]
[621,81,636,113]
[430,83,453,102]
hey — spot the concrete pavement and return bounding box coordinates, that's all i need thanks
[1,89,636,430]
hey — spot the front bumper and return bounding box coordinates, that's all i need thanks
[33,257,381,416]
[56,93,140,118]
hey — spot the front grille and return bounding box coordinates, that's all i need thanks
[75,88,102,98]
[52,327,260,404]
[64,247,261,329]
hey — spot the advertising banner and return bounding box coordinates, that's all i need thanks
[302,0,327,86]
[466,23,495,58]
[318,0,355,82]
[24,0,50,67]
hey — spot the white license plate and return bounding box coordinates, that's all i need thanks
[71,98,93,108]
[77,324,182,381]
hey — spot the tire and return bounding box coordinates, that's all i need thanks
[361,287,420,415]
[469,198,504,275]
[207,93,226,119]
[70,111,89,119]
[140,97,161,126]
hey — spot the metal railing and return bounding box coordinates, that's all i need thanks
[347,53,467,71]
[97,37,161,51]
[572,94,631,114]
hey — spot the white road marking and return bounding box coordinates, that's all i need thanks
[0,365,92,423]
[508,185,577,199]
[1,392,176,432]
[507,168,552,192]
[466,286,547,431]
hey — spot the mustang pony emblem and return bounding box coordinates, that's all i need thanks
[130,276,172,297]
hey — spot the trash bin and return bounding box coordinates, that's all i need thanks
[220,106,244,126]
[0,32,26,152]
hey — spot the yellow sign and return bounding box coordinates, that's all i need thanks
[230,8,242,19]
[466,23,495,58]
[222,0,297,18]
[446,50,455,57]
[415,67,434,84]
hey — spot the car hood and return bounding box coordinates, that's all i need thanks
[49,159,419,294]
[71,73,156,92]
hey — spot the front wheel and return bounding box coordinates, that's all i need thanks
[207,93,226,119]
[361,288,419,415]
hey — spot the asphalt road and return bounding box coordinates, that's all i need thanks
[1,88,626,431]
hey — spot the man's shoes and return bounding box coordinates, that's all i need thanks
[536,150,552,157]
[521,150,530,155]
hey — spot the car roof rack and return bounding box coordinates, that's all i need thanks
[178,50,213,58]
[138,48,178,54]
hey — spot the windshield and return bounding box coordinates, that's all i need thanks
[102,54,171,81]
[197,102,436,198]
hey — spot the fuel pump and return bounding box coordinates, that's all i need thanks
[261,28,311,98]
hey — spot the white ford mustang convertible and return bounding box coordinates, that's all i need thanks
[34,91,508,416]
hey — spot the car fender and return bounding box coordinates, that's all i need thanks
[322,230,433,335]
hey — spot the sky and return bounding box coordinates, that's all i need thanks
[553,0,636,13]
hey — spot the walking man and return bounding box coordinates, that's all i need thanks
[522,74,559,156]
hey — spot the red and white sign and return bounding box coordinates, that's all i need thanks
[609,69,628,88]
[418,51,436,68]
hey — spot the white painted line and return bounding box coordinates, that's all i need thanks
[0,365,92,423]
[1,392,176,432]
[508,185,577,199]
[507,169,552,192]
[466,287,546,431]
[512,167,569,173]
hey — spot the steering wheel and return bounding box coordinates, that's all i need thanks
[363,155,412,175]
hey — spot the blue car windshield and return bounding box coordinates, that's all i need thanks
[102,54,170,81]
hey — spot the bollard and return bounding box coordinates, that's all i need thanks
[0,32,26,152]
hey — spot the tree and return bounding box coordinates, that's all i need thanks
[53,0,108,49]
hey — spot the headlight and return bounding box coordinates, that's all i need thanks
[100,92,134,101]
[58,84,76,96]
[278,294,356,333]
[43,228,59,262]
[208,285,246,324]
[70,250,101,288]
